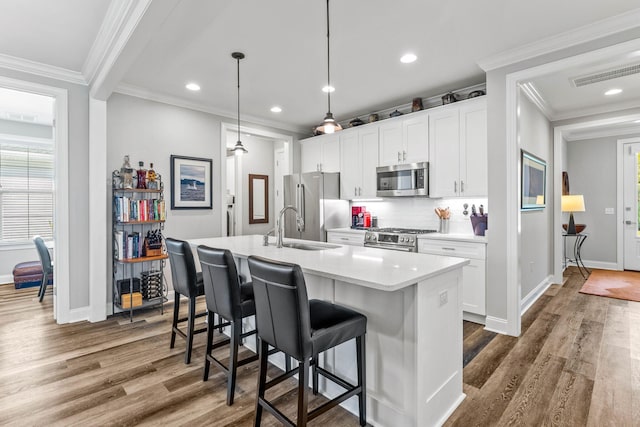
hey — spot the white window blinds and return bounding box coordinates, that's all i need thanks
[0,139,54,243]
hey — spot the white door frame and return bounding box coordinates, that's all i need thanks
[219,123,293,236]
[0,76,70,323]
[504,37,640,336]
[618,137,640,270]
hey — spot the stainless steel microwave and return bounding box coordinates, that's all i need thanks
[376,162,429,197]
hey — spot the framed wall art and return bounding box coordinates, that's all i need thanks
[521,150,546,210]
[170,155,212,209]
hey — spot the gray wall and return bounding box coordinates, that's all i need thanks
[518,91,554,300]
[566,134,640,265]
[0,68,90,309]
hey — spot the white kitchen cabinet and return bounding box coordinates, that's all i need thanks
[429,98,487,197]
[340,126,379,199]
[418,238,486,318]
[327,230,365,246]
[378,112,428,166]
[301,133,340,173]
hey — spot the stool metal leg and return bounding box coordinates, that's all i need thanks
[227,320,240,405]
[297,359,309,426]
[185,297,196,364]
[312,354,319,395]
[254,339,269,427]
[356,335,367,426]
[170,291,180,349]
[203,311,214,381]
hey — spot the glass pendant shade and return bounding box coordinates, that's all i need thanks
[232,140,248,155]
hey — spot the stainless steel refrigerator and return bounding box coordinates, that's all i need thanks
[283,172,349,242]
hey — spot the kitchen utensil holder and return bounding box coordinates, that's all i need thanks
[470,215,487,236]
[439,219,450,234]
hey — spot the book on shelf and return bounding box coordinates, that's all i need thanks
[114,196,166,222]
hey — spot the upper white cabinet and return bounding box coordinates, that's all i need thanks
[429,98,487,197]
[301,133,340,173]
[378,112,428,166]
[340,126,379,199]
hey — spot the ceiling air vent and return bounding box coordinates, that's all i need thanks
[572,63,640,87]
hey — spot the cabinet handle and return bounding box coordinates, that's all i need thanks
[358,187,362,196]
[454,181,457,193]
[340,237,349,240]
[397,152,401,162]
[403,150,406,161]
[461,180,464,193]
[354,187,358,196]
[442,247,456,251]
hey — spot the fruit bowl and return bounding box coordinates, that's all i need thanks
[562,224,586,234]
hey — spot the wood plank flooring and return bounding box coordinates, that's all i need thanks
[1,266,638,426]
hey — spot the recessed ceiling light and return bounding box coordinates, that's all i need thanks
[185,83,200,91]
[322,85,335,93]
[400,53,417,64]
[270,106,282,113]
[605,88,622,96]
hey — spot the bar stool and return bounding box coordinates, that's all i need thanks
[166,238,208,364]
[197,245,260,405]
[248,255,367,427]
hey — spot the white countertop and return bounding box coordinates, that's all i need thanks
[327,228,366,234]
[188,235,468,292]
[418,233,488,244]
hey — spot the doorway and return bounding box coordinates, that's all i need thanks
[622,138,640,270]
[0,76,69,322]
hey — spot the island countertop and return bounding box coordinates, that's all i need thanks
[188,235,469,292]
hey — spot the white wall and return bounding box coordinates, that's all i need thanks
[518,90,554,300]
[0,68,90,310]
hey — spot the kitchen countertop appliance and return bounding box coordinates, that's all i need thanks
[283,172,349,242]
[364,227,437,252]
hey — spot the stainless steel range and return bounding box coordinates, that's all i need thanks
[364,227,437,252]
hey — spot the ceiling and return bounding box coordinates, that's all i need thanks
[2,1,640,134]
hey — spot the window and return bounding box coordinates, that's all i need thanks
[0,137,54,243]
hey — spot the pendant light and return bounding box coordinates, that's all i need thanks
[314,0,342,135]
[231,52,248,155]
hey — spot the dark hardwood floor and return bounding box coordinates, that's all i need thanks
[0,266,638,426]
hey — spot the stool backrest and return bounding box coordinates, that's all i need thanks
[248,255,312,360]
[166,238,199,298]
[33,236,52,274]
[197,245,242,321]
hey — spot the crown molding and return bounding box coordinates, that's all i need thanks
[82,0,136,86]
[114,83,307,135]
[478,8,640,71]
[564,124,640,141]
[551,99,640,122]
[519,82,554,121]
[0,53,86,85]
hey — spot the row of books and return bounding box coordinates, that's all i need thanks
[114,231,144,260]
[114,197,166,222]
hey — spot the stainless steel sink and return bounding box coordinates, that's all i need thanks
[274,242,340,251]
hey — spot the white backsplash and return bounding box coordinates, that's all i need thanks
[351,197,488,235]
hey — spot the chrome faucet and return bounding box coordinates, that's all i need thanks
[263,228,276,246]
[276,205,304,248]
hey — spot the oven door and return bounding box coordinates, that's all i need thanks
[364,242,415,252]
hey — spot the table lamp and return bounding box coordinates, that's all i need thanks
[561,194,585,235]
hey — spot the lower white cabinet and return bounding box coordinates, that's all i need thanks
[418,238,486,317]
[327,230,365,246]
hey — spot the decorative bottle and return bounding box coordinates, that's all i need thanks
[120,155,134,189]
[147,162,157,190]
[136,161,147,189]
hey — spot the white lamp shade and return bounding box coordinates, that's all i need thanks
[561,195,585,212]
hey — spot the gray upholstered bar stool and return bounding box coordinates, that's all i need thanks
[166,238,208,364]
[248,255,367,427]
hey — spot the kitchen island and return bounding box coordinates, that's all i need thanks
[188,235,469,427]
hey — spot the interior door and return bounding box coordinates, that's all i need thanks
[623,142,640,270]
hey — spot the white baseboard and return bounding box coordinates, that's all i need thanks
[463,311,486,325]
[0,274,13,284]
[484,316,508,334]
[58,306,91,324]
[582,260,619,271]
[521,275,553,316]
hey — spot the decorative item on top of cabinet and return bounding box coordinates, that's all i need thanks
[112,169,167,322]
[429,97,487,197]
[412,97,423,112]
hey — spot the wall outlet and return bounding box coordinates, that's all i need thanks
[439,290,448,306]
[605,208,615,215]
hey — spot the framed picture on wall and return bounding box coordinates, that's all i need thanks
[521,150,546,210]
[170,155,212,209]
